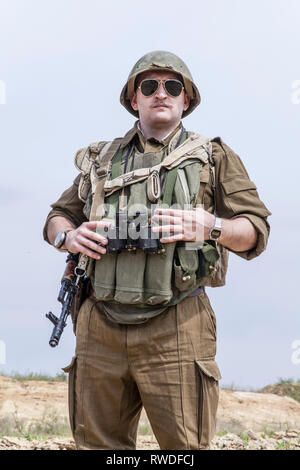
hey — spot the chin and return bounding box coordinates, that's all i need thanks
[149,112,174,124]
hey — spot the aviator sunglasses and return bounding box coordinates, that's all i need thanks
[138,79,184,97]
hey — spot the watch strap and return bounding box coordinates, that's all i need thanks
[209,217,222,240]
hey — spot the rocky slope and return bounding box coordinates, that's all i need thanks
[0,375,299,450]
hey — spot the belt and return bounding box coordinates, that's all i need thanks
[189,286,204,297]
[90,285,204,300]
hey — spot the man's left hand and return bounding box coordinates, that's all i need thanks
[151,207,215,243]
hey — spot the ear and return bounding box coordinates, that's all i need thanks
[130,92,139,112]
[183,93,190,112]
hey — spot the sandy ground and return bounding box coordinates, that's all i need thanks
[0,375,300,450]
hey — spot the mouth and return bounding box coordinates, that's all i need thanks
[153,103,169,109]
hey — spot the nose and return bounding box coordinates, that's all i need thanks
[154,82,167,99]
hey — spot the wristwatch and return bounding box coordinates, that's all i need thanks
[209,217,222,241]
[53,230,70,251]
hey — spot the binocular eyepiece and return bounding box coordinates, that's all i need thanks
[104,210,164,255]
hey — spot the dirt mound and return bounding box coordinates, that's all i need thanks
[1,375,300,450]
[216,389,300,432]
[260,382,300,403]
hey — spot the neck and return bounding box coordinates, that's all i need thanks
[138,120,181,141]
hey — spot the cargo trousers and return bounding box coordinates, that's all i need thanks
[63,291,221,450]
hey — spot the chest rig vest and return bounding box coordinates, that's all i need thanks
[75,130,219,309]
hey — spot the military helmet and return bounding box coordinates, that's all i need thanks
[120,50,201,118]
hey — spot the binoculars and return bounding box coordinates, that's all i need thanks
[104,210,165,255]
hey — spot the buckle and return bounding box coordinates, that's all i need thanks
[96,165,111,178]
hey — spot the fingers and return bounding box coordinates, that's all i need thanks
[152,208,206,243]
[153,209,196,225]
[83,220,112,230]
[80,227,108,246]
[77,235,107,254]
[67,221,112,260]
[152,224,182,234]
[78,221,111,241]
[159,233,185,244]
[154,208,186,217]
[75,244,103,260]
[152,214,182,225]
[68,238,104,260]
[79,221,112,245]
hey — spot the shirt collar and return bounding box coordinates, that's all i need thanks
[134,121,183,152]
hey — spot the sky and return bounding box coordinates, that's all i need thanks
[0,0,300,390]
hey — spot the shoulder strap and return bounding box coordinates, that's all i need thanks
[75,141,108,173]
[89,138,123,220]
[75,142,108,202]
[162,167,179,206]
[103,134,211,197]
[207,139,217,215]
[74,137,124,204]
[75,138,123,274]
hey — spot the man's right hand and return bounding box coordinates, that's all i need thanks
[65,221,111,260]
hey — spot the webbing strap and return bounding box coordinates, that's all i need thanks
[179,130,187,146]
[103,134,210,197]
[160,131,188,204]
[210,166,217,215]
[162,167,179,207]
[111,145,133,210]
[77,133,134,273]
[111,148,123,180]
[107,190,120,213]
[90,140,122,221]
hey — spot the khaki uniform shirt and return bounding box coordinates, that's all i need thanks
[43,122,271,284]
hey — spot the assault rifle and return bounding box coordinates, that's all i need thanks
[46,253,88,347]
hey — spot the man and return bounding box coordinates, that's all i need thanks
[43,51,271,450]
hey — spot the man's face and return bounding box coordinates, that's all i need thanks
[130,71,190,129]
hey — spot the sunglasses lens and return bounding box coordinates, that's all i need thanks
[140,80,159,96]
[165,80,183,97]
[139,79,184,97]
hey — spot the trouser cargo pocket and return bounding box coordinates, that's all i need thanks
[62,356,77,437]
[195,359,221,449]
